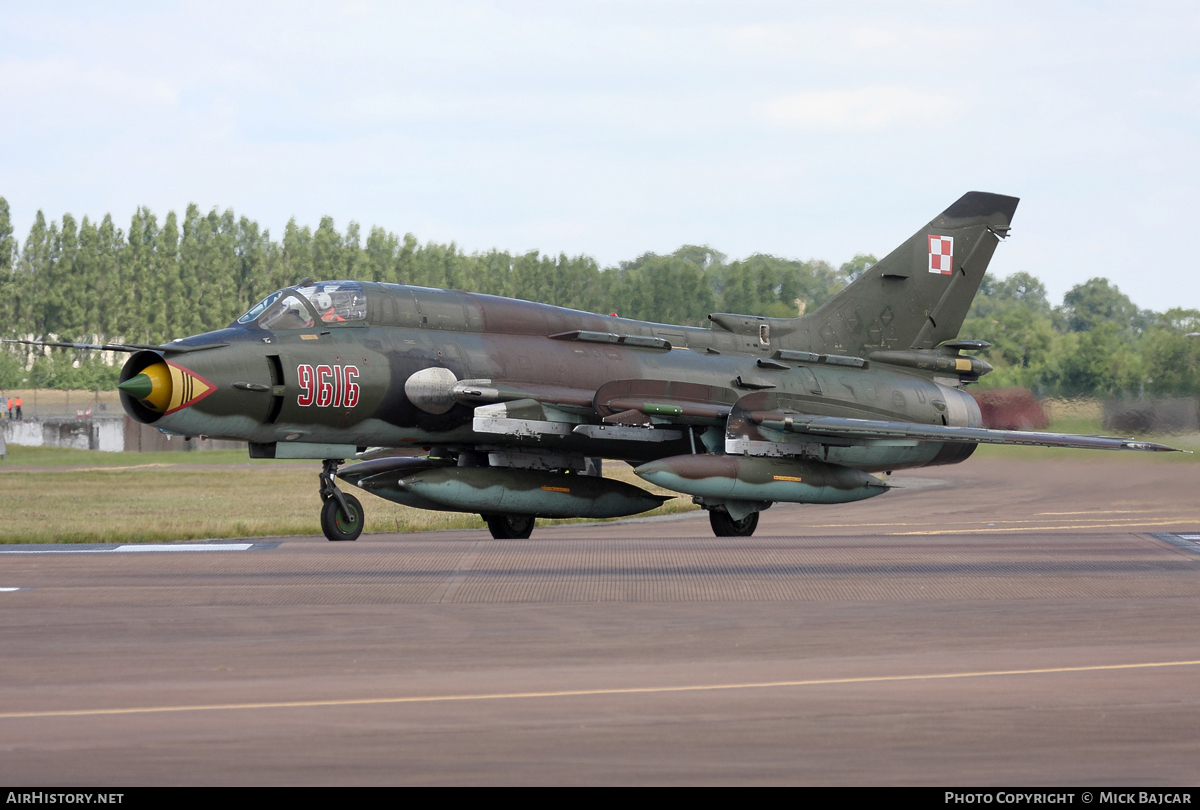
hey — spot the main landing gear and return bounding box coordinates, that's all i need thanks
[320,459,363,542]
[708,507,759,537]
[482,514,535,539]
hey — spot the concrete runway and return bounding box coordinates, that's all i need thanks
[3,456,1200,785]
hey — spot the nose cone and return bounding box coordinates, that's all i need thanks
[632,458,669,485]
[634,455,739,499]
[119,353,219,423]
[117,373,153,399]
[118,361,173,413]
[632,459,680,491]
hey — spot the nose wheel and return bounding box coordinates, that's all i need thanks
[320,459,364,542]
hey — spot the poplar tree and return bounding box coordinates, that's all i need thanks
[0,197,18,334]
[394,233,418,285]
[363,226,399,283]
[74,216,101,340]
[16,211,52,337]
[235,216,271,316]
[94,214,122,341]
[155,212,181,341]
[342,221,363,280]
[312,216,342,280]
[125,207,158,342]
[45,214,86,338]
[176,204,206,336]
[204,208,239,329]
[279,218,314,290]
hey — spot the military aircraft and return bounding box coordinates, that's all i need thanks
[12,192,1180,541]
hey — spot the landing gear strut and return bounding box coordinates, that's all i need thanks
[320,459,363,542]
[482,514,535,539]
[709,507,759,537]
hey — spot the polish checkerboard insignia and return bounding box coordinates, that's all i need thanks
[928,235,953,275]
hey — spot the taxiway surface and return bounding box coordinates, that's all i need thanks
[3,456,1200,785]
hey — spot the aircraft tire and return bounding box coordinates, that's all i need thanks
[709,508,759,537]
[483,514,535,540]
[321,492,364,542]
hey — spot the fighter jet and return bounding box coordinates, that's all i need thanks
[14,192,1179,541]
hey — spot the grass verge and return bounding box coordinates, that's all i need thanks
[0,446,697,544]
[970,417,1200,461]
[2,413,1195,544]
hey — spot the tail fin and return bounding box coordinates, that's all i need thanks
[790,191,1019,353]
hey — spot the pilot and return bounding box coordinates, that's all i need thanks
[314,292,345,323]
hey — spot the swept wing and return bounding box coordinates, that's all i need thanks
[750,412,1179,452]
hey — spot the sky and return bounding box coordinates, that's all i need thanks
[1,1,1198,312]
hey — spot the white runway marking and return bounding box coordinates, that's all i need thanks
[114,544,253,552]
[0,587,21,591]
[0,543,254,554]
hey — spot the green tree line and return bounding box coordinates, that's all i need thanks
[0,196,1196,397]
[0,198,843,341]
[960,273,1200,398]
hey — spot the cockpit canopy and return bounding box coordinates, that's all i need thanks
[237,281,367,329]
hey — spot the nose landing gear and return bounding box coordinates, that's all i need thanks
[320,459,364,542]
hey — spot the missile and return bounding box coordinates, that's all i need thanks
[343,461,671,519]
[337,455,439,488]
[338,455,460,512]
[633,454,889,505]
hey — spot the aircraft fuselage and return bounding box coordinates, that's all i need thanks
[120,282,980,473]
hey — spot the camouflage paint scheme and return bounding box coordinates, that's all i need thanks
[55,192,1174,539]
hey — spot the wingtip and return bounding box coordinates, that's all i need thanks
[1122,439,1184,453]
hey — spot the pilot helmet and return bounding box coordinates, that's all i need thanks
[313,292,333,311]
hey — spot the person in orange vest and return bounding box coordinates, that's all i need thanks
[13,396,22,420]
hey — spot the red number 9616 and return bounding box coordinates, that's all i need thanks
[297,364,360,408]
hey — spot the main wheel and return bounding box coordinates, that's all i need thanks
[709,508,759,537]
[321,492,364,542]
[483,514,535,540]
